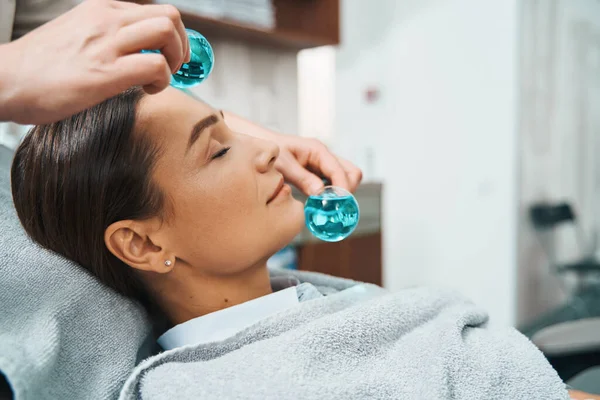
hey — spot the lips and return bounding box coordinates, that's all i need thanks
[267,177,285,204]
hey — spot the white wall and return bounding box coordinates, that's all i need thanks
[335,0,519,326]
[298,46,336,143]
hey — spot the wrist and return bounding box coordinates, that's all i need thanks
[223,111,277,140]
[0,41,25,123]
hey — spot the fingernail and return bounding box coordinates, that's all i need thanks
[309,183,323,195]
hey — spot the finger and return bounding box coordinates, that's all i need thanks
[276,155,324,196]
[336,157,363,192]
[119,4,189,66]
[303,142,350,192]
[109,1,138,10]
[116,17,183,73]
[112,52,171,94]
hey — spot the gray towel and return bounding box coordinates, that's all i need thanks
[0,145,154,400]
[120,269,568,400]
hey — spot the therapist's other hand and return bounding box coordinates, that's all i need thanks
[272,135,363,195]
[223,111,362,195]
[0,0,190,125]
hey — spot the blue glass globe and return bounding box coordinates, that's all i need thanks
[142,28,214,88]
[172,29,214,88]
[304,186,360,242]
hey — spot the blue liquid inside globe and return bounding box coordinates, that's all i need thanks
[304,186,360,242]
[142,28,214,88]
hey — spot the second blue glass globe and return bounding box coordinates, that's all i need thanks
[304,186,360,242]
[143,28,214,88]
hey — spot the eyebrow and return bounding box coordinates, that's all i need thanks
[187,113,220,153]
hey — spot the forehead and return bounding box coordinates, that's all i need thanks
[136,88,215,146]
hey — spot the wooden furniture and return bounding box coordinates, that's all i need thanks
[134,0,340,49]
[292,183,383,286]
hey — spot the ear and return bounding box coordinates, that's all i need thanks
[104,220,175,273]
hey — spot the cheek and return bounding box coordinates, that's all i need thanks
[172,167,260,242]
[164,162,302,271]
[202,166,258,216]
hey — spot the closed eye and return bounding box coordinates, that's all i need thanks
[211,147,231,160]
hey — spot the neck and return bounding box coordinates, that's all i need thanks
[143,263,273,326]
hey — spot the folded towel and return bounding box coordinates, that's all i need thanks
[120,268,569,400]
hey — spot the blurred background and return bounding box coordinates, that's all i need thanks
[2,0,600,380]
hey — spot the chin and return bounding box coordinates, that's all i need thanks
[270,201,304,250]
[288,198,305,234]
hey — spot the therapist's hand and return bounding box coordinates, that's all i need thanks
[270,134,363,195]
[223,111,362,195]
[0,0,190,125]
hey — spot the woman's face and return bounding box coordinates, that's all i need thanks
[136,88,304,275]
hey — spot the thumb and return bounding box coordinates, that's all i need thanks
[112,53,172,94]
[276,156,324,196]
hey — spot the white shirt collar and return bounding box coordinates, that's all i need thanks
[158,285,299,350]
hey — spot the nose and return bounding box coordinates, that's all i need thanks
[253,137,280,173]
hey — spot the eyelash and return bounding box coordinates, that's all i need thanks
[211,146,231,160]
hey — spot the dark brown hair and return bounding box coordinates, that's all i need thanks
[11,87,164,306]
